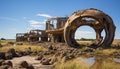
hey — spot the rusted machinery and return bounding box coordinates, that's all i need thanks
[29,29,48,42]
[16,8,116,48]
[16,33,28,42]
[46,17,68,42]
[16,30,48,42]
[64,8,116,48]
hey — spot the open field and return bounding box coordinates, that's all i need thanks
[55,57,120,69]
[0,45,47,52]
[77,39,120,45]
[77,40,93,45]
[54,59,89,69]
[112,39,120,45]
[0,40,47,52]
[0,39,120,69]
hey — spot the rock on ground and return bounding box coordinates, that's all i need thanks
[7,56,54,69]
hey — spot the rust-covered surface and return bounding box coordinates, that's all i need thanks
[29,30,48,42]
[16,33,29,42]
[16,8,116,48]
[64,8,116,48]
[46,17,68,42]
[16,30,48,42]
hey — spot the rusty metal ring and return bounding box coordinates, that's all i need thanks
[64,8,116,48]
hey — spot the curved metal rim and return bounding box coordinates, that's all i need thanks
[64,8,116,48]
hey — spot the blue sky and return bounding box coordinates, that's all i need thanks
[0,0,120,39]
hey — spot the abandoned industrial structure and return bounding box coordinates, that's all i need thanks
[16,30,48,42]
[16,17,68,42]
[46,17,68,42]
[16,8,116,48]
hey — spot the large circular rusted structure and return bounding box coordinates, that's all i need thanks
[64,8,116,48]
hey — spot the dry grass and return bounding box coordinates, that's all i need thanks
[0,45,47,52]
[102,62,120,69]
[0,40,120,69]
[77,40,93,45]
[0,40,47,52]
[0,40,16,46]
[94,49,117,55]
[112,39,120,45]
[102,49,116,55]
[54,59,89,69]
[77,39,120,45]
[54,58,120,69]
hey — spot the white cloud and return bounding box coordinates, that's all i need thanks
[30,25,41,28]
[28,13,51,29]
[37,14,52,18]
[29,20,40,25]
[76,31,93,35]
[28,19,47,25]
[75,31,94,39]
[30,24,45,30]
[28,20,46,30]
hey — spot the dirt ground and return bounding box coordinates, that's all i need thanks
[7,56,53,69]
